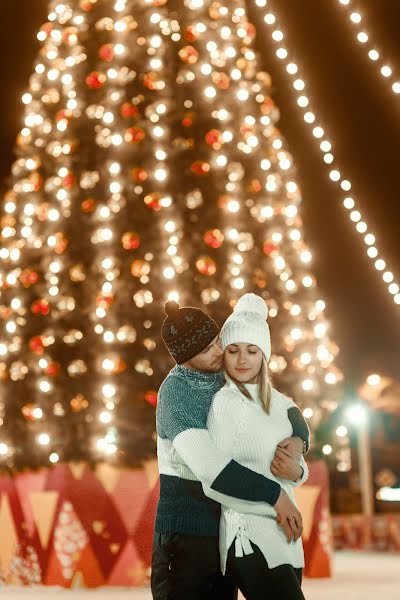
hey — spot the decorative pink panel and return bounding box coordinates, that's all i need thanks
[0,460,330,586]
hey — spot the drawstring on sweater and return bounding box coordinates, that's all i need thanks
[234,526,254,558]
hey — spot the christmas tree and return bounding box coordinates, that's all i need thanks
[0,0,343,472]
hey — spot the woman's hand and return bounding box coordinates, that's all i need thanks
[271,446,303,482]
[277,436,304,461]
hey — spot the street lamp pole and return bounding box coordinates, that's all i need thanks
[345,403,374,517]
[357,417,374,517]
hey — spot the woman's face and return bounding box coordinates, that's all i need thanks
[224,343,263,384]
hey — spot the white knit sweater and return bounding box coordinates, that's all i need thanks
[206,377,307,573]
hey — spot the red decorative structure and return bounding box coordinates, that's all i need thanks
[332,514,400,552]
[0,462,159,587]
[0,460,330,587]
[295,460,332,578]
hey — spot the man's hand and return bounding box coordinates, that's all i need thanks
[271,446,303,482]
[274,489,303,542]
[277,436,303,461]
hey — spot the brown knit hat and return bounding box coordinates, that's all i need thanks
[161,301,220,364]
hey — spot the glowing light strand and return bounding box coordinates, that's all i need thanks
[336,0,400,96]
[253,0,400,307]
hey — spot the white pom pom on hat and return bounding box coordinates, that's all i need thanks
[232,292,269,320]
[221,293,271,360]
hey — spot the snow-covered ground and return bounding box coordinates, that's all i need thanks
[0,552,398,599]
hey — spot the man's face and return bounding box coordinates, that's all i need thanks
[184,335,223,372]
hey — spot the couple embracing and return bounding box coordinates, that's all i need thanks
[151,293,309,600]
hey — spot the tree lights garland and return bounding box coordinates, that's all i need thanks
[0,0,343,470]
[337,0,400,96]
[253,0,400,309]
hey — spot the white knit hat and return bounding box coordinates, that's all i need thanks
[221,293,271,360]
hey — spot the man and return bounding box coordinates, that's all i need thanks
[151,301,310,599]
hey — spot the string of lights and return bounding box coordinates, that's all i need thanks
[336,0,400,96]
[253,0,400,309]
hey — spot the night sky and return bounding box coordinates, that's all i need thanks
[0,0,399,394]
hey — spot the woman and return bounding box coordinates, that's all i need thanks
[207,293,307,600]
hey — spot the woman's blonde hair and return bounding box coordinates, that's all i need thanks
[230,355,272,414]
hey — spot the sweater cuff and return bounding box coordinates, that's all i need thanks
[211,460,281,506]
[288,406,310,453]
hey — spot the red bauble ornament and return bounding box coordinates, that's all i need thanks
[204,229,224,249]
[144,192,162,211]
[22,404,38,421]
[0,306,12,319]
[145,390,158,407]
[63,27,78,45]
[37,202,50,222]
[122,231,141,250]
[96,294,113,309]
[99,43,114,61]
[240,123,253,138]
[86,71,105,89]
[54,233,69,255]
[112,358,127,374]
[80,0,94,11]
[143,72,158,90]
[196,256,217,276]
[213,72,230,90]
[260,97,275,115]
[130,259,150,278]
[120,102,139,118]
[125,127,145,143]
[217,195,230,209]
[244,23,256,40]
[248,179,262,193]
[45,362,60,377]
[179,45,199,64]
[20,269,39,288]
[39,23,53,39]
[81,198,96,213]
[30,173,43,192]
[62,172,75,189]
[31,299,50,315]
[205,129,222,148]
[55,109,69,123]
[184,26,197,42]
[182,112,195,127]
[30,336,45,354]
[130,167,148,182]
[263,241,278,256]
[190,161,210,176]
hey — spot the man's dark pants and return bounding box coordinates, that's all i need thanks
[151,532,238,600]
